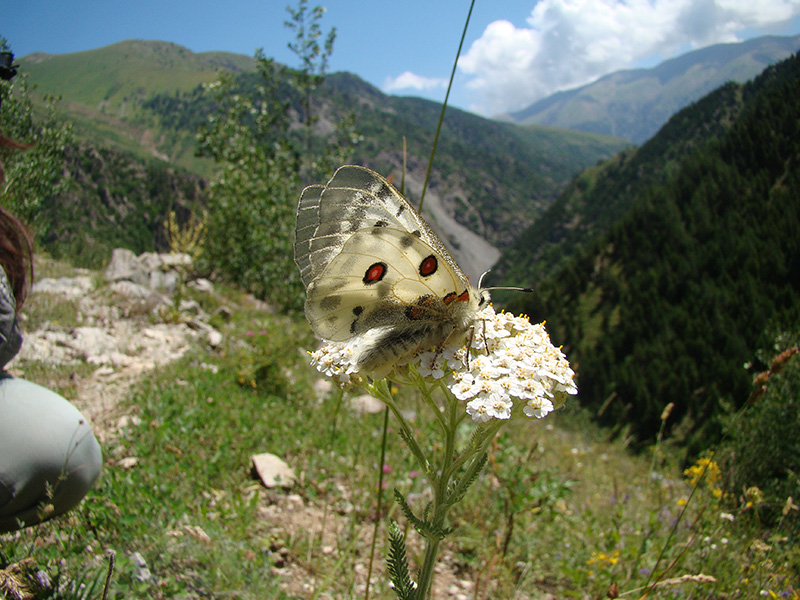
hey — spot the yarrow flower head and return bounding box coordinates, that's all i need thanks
[309,305,577,422]
[308,342,359,386]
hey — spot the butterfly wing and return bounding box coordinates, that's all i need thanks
[295,165,482,373]
[294,165,469,288]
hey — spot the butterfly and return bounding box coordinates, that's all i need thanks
[294,165,492,376]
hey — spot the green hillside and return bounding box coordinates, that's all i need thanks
[20,40,256,174]
[502,52,800,454]
[494,77,745,286]
[22,40,255,107]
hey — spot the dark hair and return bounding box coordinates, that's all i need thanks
[0,206,33,310]
[0,132,34,310]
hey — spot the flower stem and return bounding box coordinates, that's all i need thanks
[370,379,431,475]
[414,385,461,598]
[414,535,442,599]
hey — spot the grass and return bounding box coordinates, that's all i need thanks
[1,259,798,599]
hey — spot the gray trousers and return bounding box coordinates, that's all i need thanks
[0,376,102,532]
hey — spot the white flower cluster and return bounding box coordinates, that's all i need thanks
[308,340,359,386]
[309,306,577,422]
[420,306,577,422]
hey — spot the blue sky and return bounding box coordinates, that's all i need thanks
[5,0,800,116]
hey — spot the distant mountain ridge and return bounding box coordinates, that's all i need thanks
[506,34,800,143]
[22,39,256,101]
[19,40,258,173]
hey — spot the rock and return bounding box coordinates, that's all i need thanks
[185,318,212,333]
[105,248,149,286]
[137,252,164,272]
[109,280,164,303]
[350,394,385,414]
[213,305,233,322]
[16,330,76,364]
[286,493,304,509]
[65,326,119,361]
[207,329,223,348]
[149,269,180,292]
[252,453,296,488]
[105,249,191,292]
[178,299,204,317]
[189,278,215,293]
[32,276,93,299]
[129,551,152,583]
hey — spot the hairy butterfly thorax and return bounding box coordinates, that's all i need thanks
[294,165,492,376]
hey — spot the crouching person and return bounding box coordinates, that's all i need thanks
[0,206,102,532]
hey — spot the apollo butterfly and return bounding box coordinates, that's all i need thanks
[294,165,493,375]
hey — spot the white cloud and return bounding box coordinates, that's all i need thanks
[383,70,448,92]
[458,0,800,115]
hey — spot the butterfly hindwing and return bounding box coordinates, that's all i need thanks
[305,226,465,341]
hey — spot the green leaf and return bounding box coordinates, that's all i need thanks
[386,520,415,600]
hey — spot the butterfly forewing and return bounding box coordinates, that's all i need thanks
[295,184,324,286]
[294,166,469,286]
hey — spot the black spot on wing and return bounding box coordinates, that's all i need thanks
[370,221,389,234]
[320,295,341,310]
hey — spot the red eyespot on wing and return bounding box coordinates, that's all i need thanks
[363,262,388,284]
[443,290,469,306]
[419,255,438,277]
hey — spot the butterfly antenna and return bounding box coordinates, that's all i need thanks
[478,269,534,293]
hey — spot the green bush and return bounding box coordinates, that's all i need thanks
[721,343,800,531]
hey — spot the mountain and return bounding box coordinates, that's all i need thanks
[493,75,746,288]
[20,40,257,175]
[39,143,208,267]
[19,40,628,275]
[506,35,800,143]
[498,52,800,454]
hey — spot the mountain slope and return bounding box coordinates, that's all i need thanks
[502,53,800,453]
[493,77,744,288]
[21,40,257,172]
[22,39,256,106]
[19,40,628,275]
[41,142,208,267]
[507,35,800,143]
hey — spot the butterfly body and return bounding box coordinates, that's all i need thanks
[295,165,487,375]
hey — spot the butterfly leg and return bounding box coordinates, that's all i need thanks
[463,326,475,370]
[480,318,490,354]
